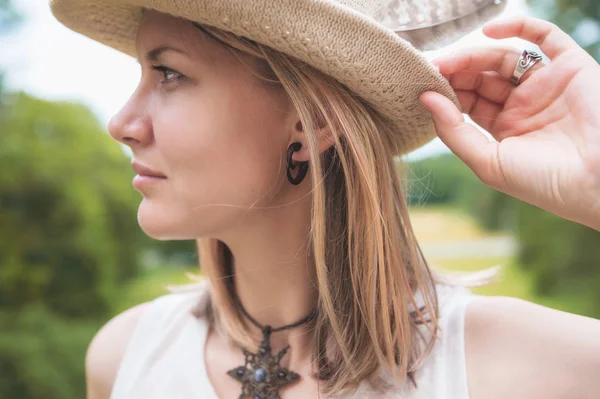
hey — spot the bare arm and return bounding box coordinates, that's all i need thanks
[86,303,149,399]
[465,296,600,399]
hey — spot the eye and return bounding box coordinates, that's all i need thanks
[151,65,185,84]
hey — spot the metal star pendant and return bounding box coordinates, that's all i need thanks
[226,327,300,399]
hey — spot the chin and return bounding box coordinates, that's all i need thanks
[136,201,207,240]
[137,202,177,240]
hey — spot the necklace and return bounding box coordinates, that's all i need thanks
[227,292,317,399]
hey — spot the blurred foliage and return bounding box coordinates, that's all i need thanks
[0,92,144,318]
[406,154,516,231]
[112,265,199,314]
[408,154,600,318]
[528,0,600,60]
[406,154,518,229]
[0,90,198,398]
[0,306,101,399]
[406,153,479,206]
[515,201,600,316]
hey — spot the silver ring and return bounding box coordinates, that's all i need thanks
[510,49,543,85]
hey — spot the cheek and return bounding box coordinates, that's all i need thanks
[154,98,285,219]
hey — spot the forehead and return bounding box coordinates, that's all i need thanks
[135,9,223,64]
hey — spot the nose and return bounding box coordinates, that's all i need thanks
[108,93,152,148]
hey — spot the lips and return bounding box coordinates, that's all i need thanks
[131,161,167,178]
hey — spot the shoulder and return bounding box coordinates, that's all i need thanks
[85,302,150,399]
[465,295,600,399]
[85,283,211,399]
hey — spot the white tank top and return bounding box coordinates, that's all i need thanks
[110,282,475,398]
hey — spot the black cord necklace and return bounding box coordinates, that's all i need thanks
[227,292,317,399]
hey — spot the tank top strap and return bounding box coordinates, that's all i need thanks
[110,282,209,399]
[334,283,477,399]
[433,283,476,399]
[394,283,476,399]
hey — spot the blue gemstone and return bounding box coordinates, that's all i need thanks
[254,368,266,383]
[253,395,262,399]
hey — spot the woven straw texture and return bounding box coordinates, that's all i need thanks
[49,0,501,155]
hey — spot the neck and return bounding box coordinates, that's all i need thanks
[213,193,319,365]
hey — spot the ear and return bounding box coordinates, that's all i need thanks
[288,119,336,163]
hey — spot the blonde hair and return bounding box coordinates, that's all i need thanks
[167,19,498,397]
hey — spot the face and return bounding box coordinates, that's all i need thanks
[108,10,301,240]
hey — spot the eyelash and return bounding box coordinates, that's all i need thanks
[151,65,185,84]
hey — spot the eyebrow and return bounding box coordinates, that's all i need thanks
[137,46,186,64]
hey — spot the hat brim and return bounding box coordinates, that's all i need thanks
[50,0,459,155]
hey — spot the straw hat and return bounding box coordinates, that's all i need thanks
[49,0,506,155]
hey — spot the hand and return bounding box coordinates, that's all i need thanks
[419,16,600,231]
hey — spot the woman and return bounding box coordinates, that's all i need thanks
[48,0,600,398]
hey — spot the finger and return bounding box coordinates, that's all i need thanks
[447,70,513,105]
[483,15,579,59]
[419,91,501,186]
[454,90,503,133]
[433,46,544,83]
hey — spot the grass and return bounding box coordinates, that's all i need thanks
[415,205,595,316]
[409,204,509,242]
[409,205,535,298]
[431,257,534,299]
[435,257,594,316]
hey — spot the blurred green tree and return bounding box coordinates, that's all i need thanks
[0,304,100,399]
[405,153,480,206]
[515,201,600,317]
[0,92,144,318]
[407,151,600,317]
[528,0,600,61]
[405,154,516,231]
